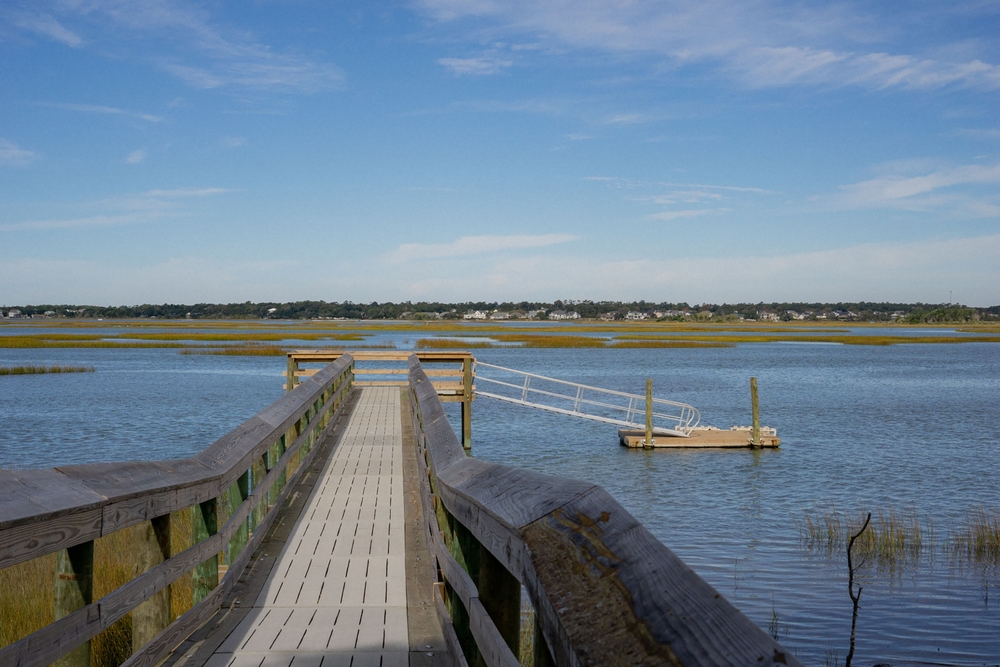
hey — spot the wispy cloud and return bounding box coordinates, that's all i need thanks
[1,187,230,232]
[223,136,246,148]
[388,233,575,262]
[38,102,163,123]
[834,162,1000,212]
[417,0,1000,92]
[950,127,1000,139]
[13,12,82,47]
[0,138,37,166]
[11,1,343,92]
[438,56,513,75]
[125,149,146,164]
[648,208,729,221]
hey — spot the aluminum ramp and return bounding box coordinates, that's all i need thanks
[473,362,700,437]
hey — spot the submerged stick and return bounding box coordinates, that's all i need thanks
[846,512,872,667]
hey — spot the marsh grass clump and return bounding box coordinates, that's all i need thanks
[0,365,95,374]
[801,506,928,571]
[180,342,287,356]
[950,507,1000,567]
[416,338,500,349]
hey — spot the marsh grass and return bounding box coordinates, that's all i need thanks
[181,343,287,356]
[416,338,504,349]
[950,508,1000,568]
[801,506,928,571]
[0,509,197,666]
[0,365,95,374]
[609,340,735,348]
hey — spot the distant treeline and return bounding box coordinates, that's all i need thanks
[2,300,998,323]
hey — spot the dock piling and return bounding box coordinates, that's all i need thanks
[750,377,760,447]
[645,378,653,448]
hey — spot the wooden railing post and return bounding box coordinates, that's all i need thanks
[450,517,481,665]
[133,515,171,651]
[54,541,94,667]
[226,471,250,564]
[191,499,218,604]
[286,354,298,392]
[251,454,268,532]
[461,357,473,452]
[270,435,287,503]
[478,547,520,658]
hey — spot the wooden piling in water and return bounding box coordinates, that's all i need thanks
[751,376,760,447]
[645,378,653,449]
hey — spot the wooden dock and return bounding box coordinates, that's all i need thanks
[619,426,781,448]
[0,352,801,667]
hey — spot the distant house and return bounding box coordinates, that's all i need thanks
[625,311,650,320]
[549,310,580,320]
[463,310,488,320]
[490,311,510,320]
[758,311,780,322]
[599,312,620,321]
[526,309,546,319]
[6,309,23,319]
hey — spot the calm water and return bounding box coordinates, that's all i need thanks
[2,329,999,665]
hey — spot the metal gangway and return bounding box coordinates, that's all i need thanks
[473,362,700,437]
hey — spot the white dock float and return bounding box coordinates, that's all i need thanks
[207,387,408,667]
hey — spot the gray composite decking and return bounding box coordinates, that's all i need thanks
[206,387,409,667]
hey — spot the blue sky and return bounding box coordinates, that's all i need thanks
[1,1,999,306]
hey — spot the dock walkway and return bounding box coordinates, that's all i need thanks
[205,387,410,667]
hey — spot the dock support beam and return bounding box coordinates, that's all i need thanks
[54,541,94,667]
[750,376,760,447]
[462,357,473,452]
[645,378,653,449]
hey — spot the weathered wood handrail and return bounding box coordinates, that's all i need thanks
[408,354,802,667]
[0,354,355,667]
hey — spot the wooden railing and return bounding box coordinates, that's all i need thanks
[407,354,803,667]
[288,350,475,449]
[0,354,354,667]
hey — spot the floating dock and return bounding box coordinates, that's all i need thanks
[619,425,780,449]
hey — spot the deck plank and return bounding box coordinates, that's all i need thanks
[207,387,409,666]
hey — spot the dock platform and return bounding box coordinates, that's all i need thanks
[619,426,780,448]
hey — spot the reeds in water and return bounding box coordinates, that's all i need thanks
[801,506,928,570]
[950,507,1000,567]
[0,365,95,374]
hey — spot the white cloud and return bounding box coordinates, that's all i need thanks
[125,149,146,164]
[834,162,1000,212]
[14,1,343,92]
[223,136,246,148]
[417,0,1000,91]
[39,102,163,123]
[2,188,230,232]
[0,138,37,166]
[438,56,513,75]
[14,13,82,47]
[388,233,575,261]
[648,209,725,221]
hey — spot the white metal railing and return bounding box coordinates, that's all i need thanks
[473,362,700,437]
